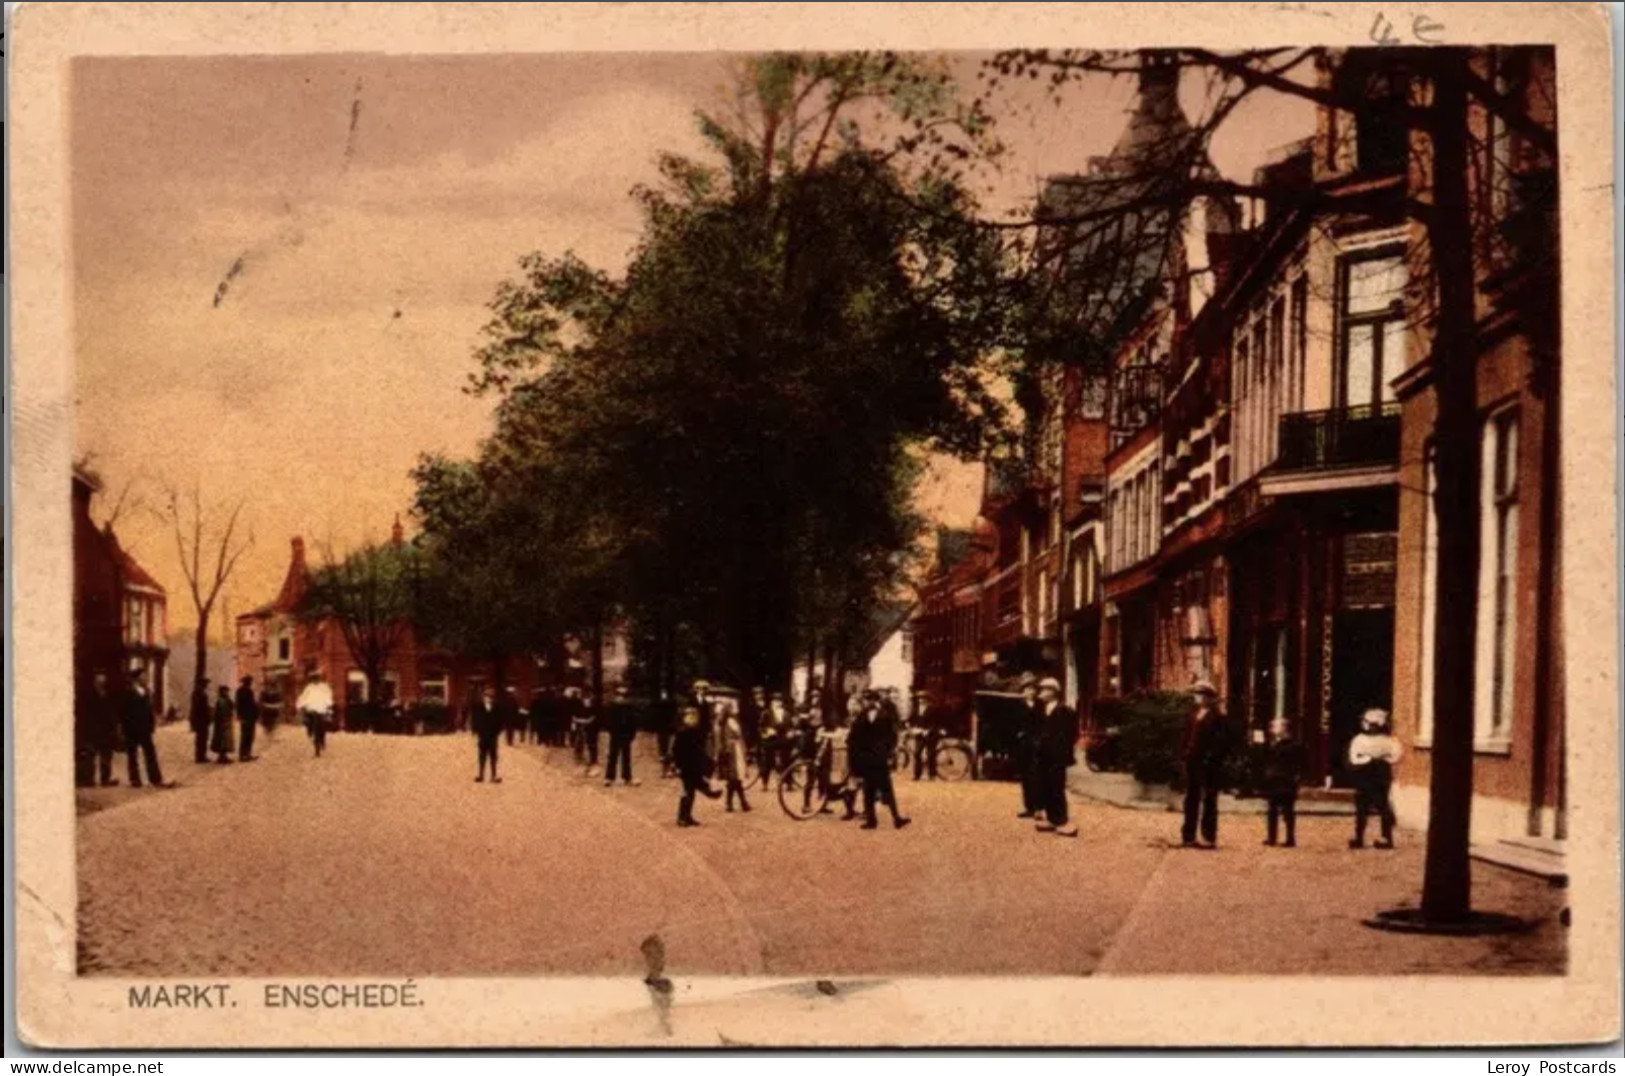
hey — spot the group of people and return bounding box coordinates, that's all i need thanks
[1179,680,1402,851]
[74,664,283,790]
[451,665,1405,849]
[188,675,266,765]
[668,681,912,831]
[73,664,173,790]
[1009,675,1083,838]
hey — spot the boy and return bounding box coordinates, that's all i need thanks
[1261,717,1305,847]
[1347,708,1402,849]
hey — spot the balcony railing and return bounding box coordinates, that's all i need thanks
[1275,405,1400,472]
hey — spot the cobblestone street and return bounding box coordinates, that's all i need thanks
[77,728,1567,979]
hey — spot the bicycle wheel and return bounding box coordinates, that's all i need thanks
[934,740,974,782]
[777,760,828,820]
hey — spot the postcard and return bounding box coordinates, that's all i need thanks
[6,1,1619,1049]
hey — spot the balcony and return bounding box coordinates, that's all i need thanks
[1260,405,1400,497]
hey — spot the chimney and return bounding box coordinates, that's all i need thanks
[391,516,404,548]
[290,536,306,569]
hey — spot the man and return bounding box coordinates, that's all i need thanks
[85,670,121,787]
[472,686,503,783]
[651,691,677,778]
[296,672,334,758]
[1014,673,1044,820]
[120,664,170,789]
[235,677,261,761]
[498,685,521,749]
[527,688,549,744]
[757,691,791,790]
[909,689,947,782]
[1181,680,1232,848]
[847,691,911,830]
[189,678,212,764]
[211,684,236,764]
[672,703,721,827]
[1033,677,1080,838]
[604,684,641,787]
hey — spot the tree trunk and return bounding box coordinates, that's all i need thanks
[1420,49,1483,923]
[193,614,210,697]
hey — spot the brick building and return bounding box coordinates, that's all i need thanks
[237,526,629,731]
[73,465,170,751]
[907,48,1563,831]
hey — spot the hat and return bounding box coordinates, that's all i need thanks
[1360,708,1389,731]
[1018,672,1038,689]
[1038,676,1062,693]
[1191,680,1217,697]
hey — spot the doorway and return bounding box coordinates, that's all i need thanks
[1328,608,1395,787]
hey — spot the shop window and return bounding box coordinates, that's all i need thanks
[1475,408,1520,748]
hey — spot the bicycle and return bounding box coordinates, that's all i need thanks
[776,727,855,820]
[890,727,975,781]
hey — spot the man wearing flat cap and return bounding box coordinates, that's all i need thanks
[1181,679,1232,848]
[1033,677,1080,837]
[1014,672,1044,821]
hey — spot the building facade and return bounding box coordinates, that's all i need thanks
[907,47,1563,834]
[73,466,170,749]
[237,530,629,731]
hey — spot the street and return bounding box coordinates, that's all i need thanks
[77,726,1566,979]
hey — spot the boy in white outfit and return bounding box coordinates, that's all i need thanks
[1347,708,1402,849]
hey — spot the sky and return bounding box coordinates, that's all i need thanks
[72,50,1313,637]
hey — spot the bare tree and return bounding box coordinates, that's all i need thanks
[159,484,254,701]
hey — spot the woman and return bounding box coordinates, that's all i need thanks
[716,696,752,813]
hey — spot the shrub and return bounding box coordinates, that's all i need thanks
[410,702,455,735]
[1105,691,1192,789]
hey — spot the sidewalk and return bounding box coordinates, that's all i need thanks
[1068,767,1355,815]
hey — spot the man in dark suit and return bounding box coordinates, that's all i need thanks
[1014,673,1043,819]
[235,677,261,761]
[189,678,212,764]
[472,686,503,783]
[85,670,122,787]
[673,703,720,827]
[1181,681,1232,848]
[497,685,521,748]
[1033,677,1080,838]
[122,664,170,789]
[848,692,911,831]
[604,684,640,787]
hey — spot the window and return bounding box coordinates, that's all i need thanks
[1290,277,1309,413]
[1475,409,1520,747]
[278,637,291,662]
[1252,318,1268,470]
[1080,373,1108,419]
[1268,297,1286,462]
[1234,336,1251,478]
[381,673,399,707]
[420,673,449,705]
[125,597,147,646]
[345,670,368,705]
[1418,445,1439,743]
[900,630,913,664]
[1338,251,1407,412]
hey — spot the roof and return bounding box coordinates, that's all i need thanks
[107,533,166,597]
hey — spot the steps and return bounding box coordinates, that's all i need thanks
[1470,836,1567,886]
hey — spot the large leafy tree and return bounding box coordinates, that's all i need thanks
[419,52,1022,692]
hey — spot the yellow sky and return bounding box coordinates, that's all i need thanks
[72,51,1311,637]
